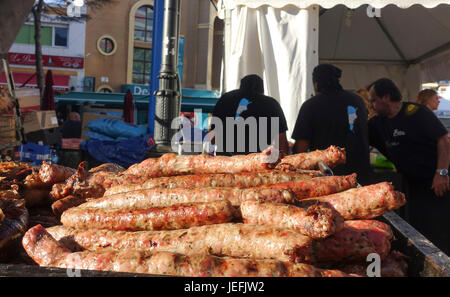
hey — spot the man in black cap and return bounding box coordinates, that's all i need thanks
[291,64,371,184]
[211,74,288,157]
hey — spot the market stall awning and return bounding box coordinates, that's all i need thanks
[219,0,448,9]
[0,72,70,91]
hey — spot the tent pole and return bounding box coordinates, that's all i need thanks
[373,18,408,65]
[320,59,405,65]
[410,42,450,65]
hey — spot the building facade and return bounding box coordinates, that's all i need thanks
[83,0,224,93]
[4,9,86,92]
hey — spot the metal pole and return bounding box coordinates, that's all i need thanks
[148,0,165,138]
[153,0,181,152]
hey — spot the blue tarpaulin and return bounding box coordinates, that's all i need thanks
[80,136,154,168]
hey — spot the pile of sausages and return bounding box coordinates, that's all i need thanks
[22,146,409,277]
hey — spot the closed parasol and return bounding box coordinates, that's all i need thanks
[41,70,55,111]
[123,89,134,124]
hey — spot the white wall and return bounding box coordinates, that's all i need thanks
[9,11,86,91]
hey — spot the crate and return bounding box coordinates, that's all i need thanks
[0,115,17,144]
[25,127,61,147]
[18,142,52,164]
[22,110,59,134]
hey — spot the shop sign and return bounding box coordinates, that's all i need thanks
[8,52,84,69]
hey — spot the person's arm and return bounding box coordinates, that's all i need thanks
[432,133,450,197]
[278,132,289,158]
[293,139,310,154]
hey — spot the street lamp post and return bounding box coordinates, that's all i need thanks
[153,0,181,153]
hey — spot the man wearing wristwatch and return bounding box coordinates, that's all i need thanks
[368,78,450,255]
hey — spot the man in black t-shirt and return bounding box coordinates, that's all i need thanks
[211,74,288,157]
[368,78,450,254]
[291,64,371,185]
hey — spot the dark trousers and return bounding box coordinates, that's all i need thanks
[406,181,450,256]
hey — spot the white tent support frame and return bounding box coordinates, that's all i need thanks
[218,1,450,138]
[320,8,450,67]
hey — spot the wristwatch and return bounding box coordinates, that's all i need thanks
[436,169,449,176]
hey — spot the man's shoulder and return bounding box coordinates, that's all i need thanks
[401,102,434,118]
[219,89,241,101]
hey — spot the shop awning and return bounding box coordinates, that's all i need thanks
[0,72,70,91]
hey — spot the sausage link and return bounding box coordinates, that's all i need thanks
[60,201,235,231]
[296,182,406,220]
[23,224,353,277]
[240,200,344,239]
[80,187,296,209]
[104,170,321,196]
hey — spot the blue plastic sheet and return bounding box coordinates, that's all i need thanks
[87,118,147,139]
[84,131,115,141]
[80,136,154,168]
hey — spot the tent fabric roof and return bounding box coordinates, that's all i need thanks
[219,0,450,10]
[319,4,450,63]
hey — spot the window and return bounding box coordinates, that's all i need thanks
[14,24,67,47]
[134,6,153,42]
[97,35,117,56]
[132,47,152,85]
[54,27,68,47]
[132,5,153,85]
[97,85,113,93]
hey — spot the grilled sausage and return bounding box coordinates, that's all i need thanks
[123,148,279,178]
[104,170,322,196]
[261,174,357,200]
[314,220,393,263]
[60,200,235,231]
[49,163,125,201]
[39,162,76,185]
[79,187,296,210]
[337,251,408,277]
[51,195,87,218]
[278,146,346,170]
[296,182,406,220]
[23,224,353,277]
[47,223,317,263]
[240,200,344,239]
[47,221,392,264]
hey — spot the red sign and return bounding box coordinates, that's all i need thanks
[8,52,84,69]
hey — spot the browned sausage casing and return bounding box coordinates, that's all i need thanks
[315,220,393,263]
[123,149,279,178]
[47,221,392,264]
[278,146,346,170]
[39,162,76,185]
[79,187,296,210]
[240,200,344,239]
[296,182,406,220]
[261,174,357,200]
[104,170,322,196]
[60,200,235,231]
[47,223,317,263]
[23,224,353,277]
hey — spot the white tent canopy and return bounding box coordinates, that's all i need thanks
[319,3,450,101]
[218,0,450,139]
[220,0,447,9]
